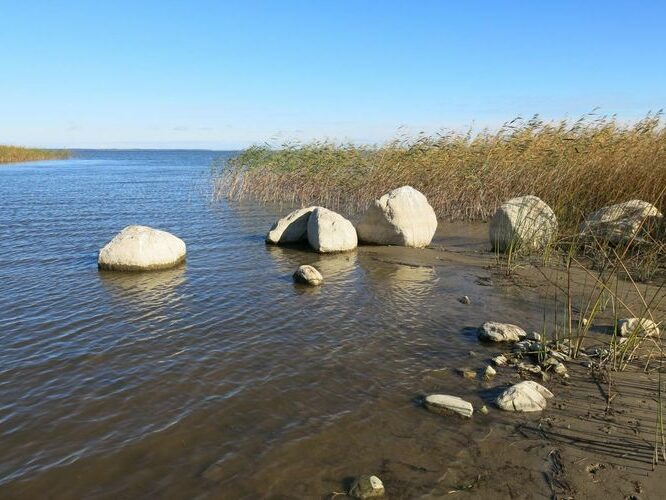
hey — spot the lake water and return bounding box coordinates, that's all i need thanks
[0,150,550,498]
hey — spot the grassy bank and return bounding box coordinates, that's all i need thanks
[0,145,70,164]
[214,113,666,232]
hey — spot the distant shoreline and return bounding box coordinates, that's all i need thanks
[0,145,70,164]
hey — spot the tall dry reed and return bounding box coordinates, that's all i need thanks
[213,112,666,231]
[0,145,69,164]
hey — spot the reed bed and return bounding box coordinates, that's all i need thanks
[0,145,69,164]
[213,113,666,232]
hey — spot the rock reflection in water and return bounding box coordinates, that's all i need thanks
[99,265,187,309]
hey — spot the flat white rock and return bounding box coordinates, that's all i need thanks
[98,225,186,271]
[307,207,357,253]
[618,317,660,338]
[478,321,527,342]
[579,200,662,245]
[496,381,554,412]
[424,394,474,418]
[489,195,557,253]
[266,206,316,244]
[356,186,437,248]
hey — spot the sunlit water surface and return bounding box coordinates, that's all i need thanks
[0,150,550,498]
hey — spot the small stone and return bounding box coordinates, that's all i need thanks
[479,405,489,415]
[457,368,477,379]
[458,295,471,304]
[349,475,385,499]
[492,354,508,366]
[526,331,542,341]
[292,265,324,286]
[513,340,541,354]
[496,381,554,412]
[554,363,567,375]
[484,365,497,379]
[586,345,609,358]
[424,394,474,418]
[542,357,559,368]
[478,322,527,342]
[618,318,660,338]
[582,318,589,327]
[517,362,542,374]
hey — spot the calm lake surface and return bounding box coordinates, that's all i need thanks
[0,150,548,498]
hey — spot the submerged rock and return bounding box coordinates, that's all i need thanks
[349,475,385,499]
[457,368,477,379]
[98,225,186,271]
[496,381,554,412]
[579,200,663,245]
[306,207,357,253]
[266,206,316,244]
[292,265,323,286]
[489,195,558,253]
[484,365,497,379]
[618,317,660,338]
[356,186,438,248]
[478,321,527,342]
[424,394,474,418]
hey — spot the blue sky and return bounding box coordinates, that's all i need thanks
[1,0,665,149]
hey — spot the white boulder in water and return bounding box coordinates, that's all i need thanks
[478,321,527,342]
[618,317,660,338]
[307,207,357,253]
[424,394,474,418]
[292,265,324,286]
[356,186,438,248]
[266,206,316,244]
[496,381,553,412]
[489,195,557,252]
[579,200,663,245]
[98,225,186,271]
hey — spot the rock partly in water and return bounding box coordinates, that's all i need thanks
[349,475,385,499]
[484,365,497,379]
[489,195,558,253]
[424,394,474,418]
[496,381,554,412]
[356,186,438,248]
[266,206,316,244]
[307,207,357,253]
[292,265,323,286]
[579,200,663,245]
[458,295,471,305]
[618,317,660,338]
[98,225,186,271]
[478,321,527,342]
[492,354,508,366]
[457,368,477,379]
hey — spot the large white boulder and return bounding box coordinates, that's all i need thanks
[356,186,438,248]
[98,225,186,271]
[307,207,357,253]
[496,381,554,412]
[618,317,660,338]
[424,394,474,418]
[266,206,317,244]
[478,321,527,342]
[489,195,558,253]
[579,200,663,245]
